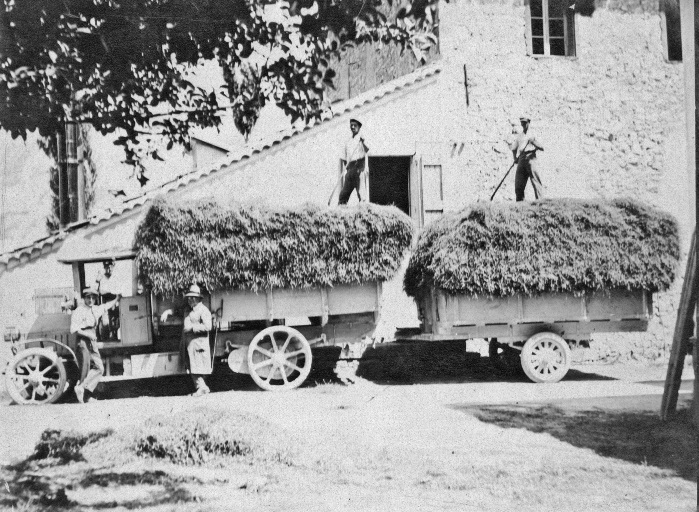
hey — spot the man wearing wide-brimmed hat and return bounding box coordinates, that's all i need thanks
[181,284,213,396]
[70,287,121,403]
[338,117,370,205]
[510,115,544,201]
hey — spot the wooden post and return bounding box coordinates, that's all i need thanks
[660,230,697,420]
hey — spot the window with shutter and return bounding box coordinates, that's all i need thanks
[528,0,576,57]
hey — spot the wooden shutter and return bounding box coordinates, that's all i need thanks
[422,155,444,226]
[409,156,424,227]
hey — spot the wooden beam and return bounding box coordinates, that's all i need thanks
[660,229,697,420]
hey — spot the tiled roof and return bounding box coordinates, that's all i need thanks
[0,62,442,270]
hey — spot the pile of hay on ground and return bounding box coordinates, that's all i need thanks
[404,198,680,298]
[136,197,414,296]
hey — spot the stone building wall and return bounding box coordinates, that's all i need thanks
[434,0,689,361]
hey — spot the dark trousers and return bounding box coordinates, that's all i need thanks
[514,157,543,201]
[98,294,119,340]
[338,160,365,204]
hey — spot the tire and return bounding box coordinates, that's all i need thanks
[5,348,68,405]
[247,326,312,391]
[488,338,522,375]
[520,332,572,383]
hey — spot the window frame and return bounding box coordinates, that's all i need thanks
[526,0,577,58]
[660,0,682,62]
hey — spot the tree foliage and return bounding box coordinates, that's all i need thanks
[0,0,437,182]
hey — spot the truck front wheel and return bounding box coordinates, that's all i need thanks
[5,348,67,405]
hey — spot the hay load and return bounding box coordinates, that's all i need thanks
[404,198,680,299]
[136,197,414,296]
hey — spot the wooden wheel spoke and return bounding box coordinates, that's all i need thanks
[264,363,280,382]
[252,359,274,370]
[282,360,303,373]
[14,379,32,394]
[254,346,274,358]
[41,377,61,384]
[280,370,289,385]
[40,363,57,376]
[286,349,307,358]
[280,334,293,353]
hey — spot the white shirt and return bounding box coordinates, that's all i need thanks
[70,303,108,333]
[344,132,369,163]
[96,271,122,296]
[510,129,543,159]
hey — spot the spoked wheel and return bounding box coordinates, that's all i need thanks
[520,332,572,383]
[488,338,522,375]
[5,348,67,405]
[247,326,312,391]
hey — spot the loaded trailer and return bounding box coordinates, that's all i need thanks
[399,197,679,384]
[401,287,652,383]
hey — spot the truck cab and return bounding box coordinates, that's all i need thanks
[5,253,191,404]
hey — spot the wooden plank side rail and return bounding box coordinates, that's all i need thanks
[660,229,697,420]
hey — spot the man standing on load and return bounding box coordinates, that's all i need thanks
[70,287,121,403]
[181,284,213,396]
[510,115,544,201]
[338,117,370,205]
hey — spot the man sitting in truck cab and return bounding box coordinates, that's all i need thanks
[96,259,120,340]
[70,287,121,403]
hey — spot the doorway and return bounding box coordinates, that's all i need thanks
[368,156,411,215]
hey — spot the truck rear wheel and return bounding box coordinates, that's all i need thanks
[5,348,67,405]
[247,326,312,391]
[520,332,571,383]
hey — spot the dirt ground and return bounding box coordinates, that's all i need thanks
[0,357,696,512]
